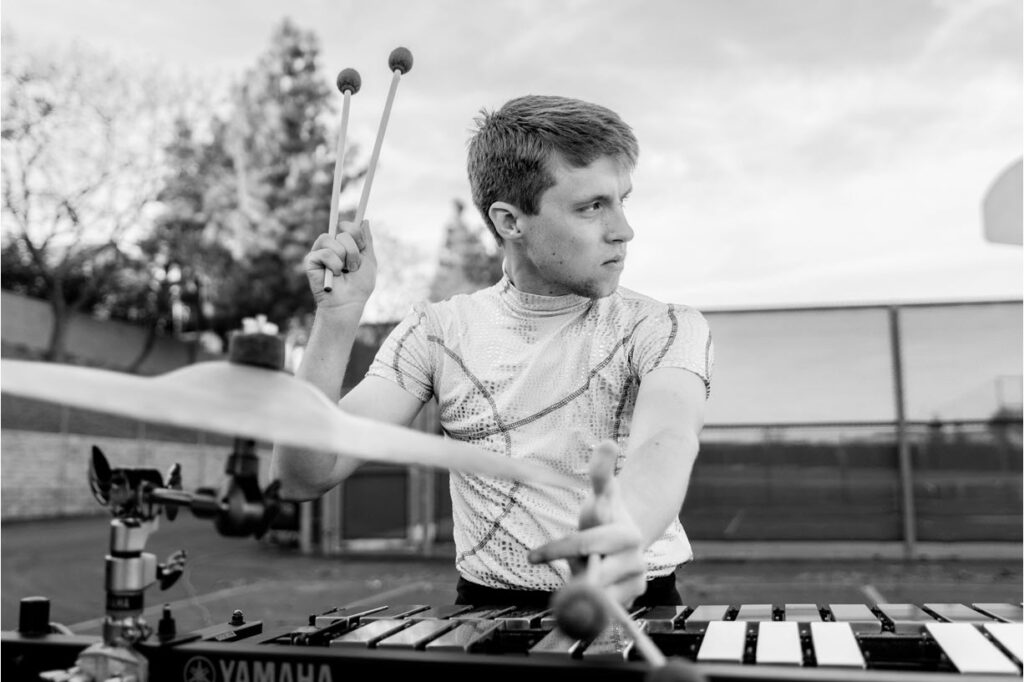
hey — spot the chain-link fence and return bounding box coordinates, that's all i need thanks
[3,301,1021,555]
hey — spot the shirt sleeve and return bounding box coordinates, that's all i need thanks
[365,302,436,403]
[629,304,714,397]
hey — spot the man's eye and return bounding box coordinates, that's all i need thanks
[581,201,602,213]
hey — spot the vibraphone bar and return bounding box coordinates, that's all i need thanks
[3,601,1021,682]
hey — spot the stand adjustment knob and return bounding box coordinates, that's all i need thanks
[18,596,52,636]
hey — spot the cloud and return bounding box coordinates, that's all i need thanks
[3,0,1020,309]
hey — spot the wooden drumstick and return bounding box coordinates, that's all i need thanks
[323,68,361,293]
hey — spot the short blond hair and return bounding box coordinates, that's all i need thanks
[467,95,638,243]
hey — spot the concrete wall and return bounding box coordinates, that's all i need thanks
[1,290,219,373]
[2,290,238,519]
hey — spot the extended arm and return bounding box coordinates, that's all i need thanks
[617,367,706,547]
[529,367,707,604]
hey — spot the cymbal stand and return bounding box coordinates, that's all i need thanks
[41,445,284,681]
[39,326,290,681]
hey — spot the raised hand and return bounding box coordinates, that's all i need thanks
[304,218,377,311]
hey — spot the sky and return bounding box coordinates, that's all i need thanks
[2,0,1021,313]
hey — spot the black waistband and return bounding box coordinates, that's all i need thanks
[455,572,681,608]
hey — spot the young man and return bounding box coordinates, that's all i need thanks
[272,95,713,609]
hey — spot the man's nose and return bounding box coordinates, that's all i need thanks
[607,210,634,243]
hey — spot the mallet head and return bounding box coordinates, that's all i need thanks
[551,580,608,641]
[388,47,414,74]
[336,68,361,94]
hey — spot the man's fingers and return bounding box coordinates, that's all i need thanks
[607,575,648,607]
[337,218,371,253]
[306,230,364,275]
[589,440,619,498]
[599,550,647,583]
[528,523,641,564]
[334,232,361,272]
[304,247,345,276]
[359,219,374,252]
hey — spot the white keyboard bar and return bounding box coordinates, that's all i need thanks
[829,603,883,633]
[755,621,802,665]
[810,621,866,669]
[686,604,730,624]
[974,603,1024,623]
[785,603,823,622]
[925,622,1019,675]
[984,623,1024,663]
[697,620,747,663]
[925,603,998,623]
[737,604,773,621]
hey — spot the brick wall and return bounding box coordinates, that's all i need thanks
[1,431,274,519]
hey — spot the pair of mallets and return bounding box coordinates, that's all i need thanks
[323,46,413,292]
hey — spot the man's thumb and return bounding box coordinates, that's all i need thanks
[589,440,619,497]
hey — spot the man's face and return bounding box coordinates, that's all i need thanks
[514,154,635,299]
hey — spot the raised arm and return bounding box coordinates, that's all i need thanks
[271,219,423,500]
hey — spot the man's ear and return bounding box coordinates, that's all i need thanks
[489,202,522,241]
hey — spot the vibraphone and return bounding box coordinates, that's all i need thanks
[4,601,1021,681]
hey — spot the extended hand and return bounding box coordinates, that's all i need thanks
[528,440,647,606]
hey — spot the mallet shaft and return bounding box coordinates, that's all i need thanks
[323,89,353,293]
[586,555,667,666]
[353,67,403,228]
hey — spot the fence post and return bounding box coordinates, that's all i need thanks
[299,500,315,555]
[59,406,71,515]
[888,306,917,558]
[320,485,342,555]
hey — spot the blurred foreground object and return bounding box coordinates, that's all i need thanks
[0,327,569,487]
[983,158,1022,246]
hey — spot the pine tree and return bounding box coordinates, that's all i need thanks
[428,199,503,302]
[151,19,366,343]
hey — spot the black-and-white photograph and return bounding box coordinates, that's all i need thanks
[1,2,1021,680]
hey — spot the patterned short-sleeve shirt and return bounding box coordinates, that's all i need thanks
[367,275,714,590]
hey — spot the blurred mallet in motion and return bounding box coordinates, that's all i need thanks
[553,558,705,681]
[551,441,706,682]
[323,67,361,292]
[323,46,414,291]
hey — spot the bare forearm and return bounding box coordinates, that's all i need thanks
[618,430,700,547]
[297,303,366,401]
[271,304,365,500]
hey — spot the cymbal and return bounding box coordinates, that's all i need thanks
[1,359,573,488]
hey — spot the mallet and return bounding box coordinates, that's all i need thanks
[323,67,362,293]
[552,566,706,681]
[553,555,665,664]
[324,46,413,292]
[551,438,706,681]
